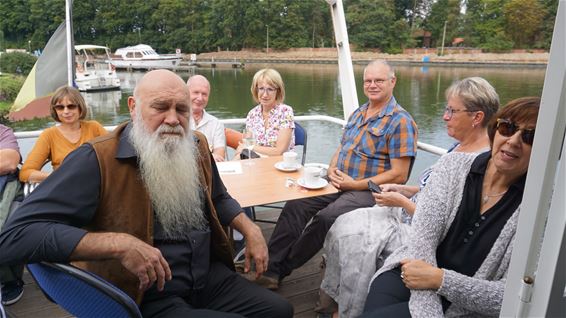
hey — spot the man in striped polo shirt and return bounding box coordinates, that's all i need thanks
[257,60,418,289]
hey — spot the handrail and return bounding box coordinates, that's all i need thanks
[12,115,448,156]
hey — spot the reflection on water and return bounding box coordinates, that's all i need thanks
[13,64,545,179]
[84,90,122,118]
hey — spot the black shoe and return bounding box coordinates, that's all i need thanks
[1,280,24,306]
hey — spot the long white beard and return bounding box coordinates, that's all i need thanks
[129,112,208,240]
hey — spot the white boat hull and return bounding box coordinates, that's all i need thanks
[76,71,121,92]
[110,57,182,70]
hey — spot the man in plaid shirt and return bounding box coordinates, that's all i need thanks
[256,60,418,289]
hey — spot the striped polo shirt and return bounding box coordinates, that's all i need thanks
[336,96,418,180]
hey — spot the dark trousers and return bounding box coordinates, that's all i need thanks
[267,190,375,279]
[361,267,411,317]
[0,264,23,285]
[140,262,293,318]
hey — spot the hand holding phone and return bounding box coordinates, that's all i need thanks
[368,180,382,193]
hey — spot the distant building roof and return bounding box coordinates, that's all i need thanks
[452,37,465,45]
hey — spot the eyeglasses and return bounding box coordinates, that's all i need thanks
[257,87,277,95]
[496,118,535,145]
[54,104,78,111]
[363,78,390,86]
[444,106,474,120]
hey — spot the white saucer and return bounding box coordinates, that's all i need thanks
[297,177,328,190]
[274,161,302,172]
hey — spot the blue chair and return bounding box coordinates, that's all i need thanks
[251,122,308,223]
[27,262,141,318]
[294,122,308,165]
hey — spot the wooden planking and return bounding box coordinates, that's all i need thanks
[6,271,72,318]
[255,207,324,316]
[6,208,325,318]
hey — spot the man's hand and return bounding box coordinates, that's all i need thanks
[230,213,268,278]
[400,259,443,290]
[116,234,172,291]
[328,169,356,191]
[71,232,172,292]
[244,224,269,278]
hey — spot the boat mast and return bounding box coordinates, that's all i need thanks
[327,0,359,121]
[65,0,75,86]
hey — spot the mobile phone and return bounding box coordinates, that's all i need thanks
[368,180,382,193]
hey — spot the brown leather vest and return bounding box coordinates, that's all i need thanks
[73,122,234,304]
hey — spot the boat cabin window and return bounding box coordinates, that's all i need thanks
[135,52,143,58]
[126,52,135,58]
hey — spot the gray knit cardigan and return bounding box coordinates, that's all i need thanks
[375,152,520,317]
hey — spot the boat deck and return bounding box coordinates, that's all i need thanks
[5,208,323,318]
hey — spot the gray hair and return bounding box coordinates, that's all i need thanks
[364,60,395,79]
[445,77,500,127]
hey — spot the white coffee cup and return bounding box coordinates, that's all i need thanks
[283,151,298,168]
[303,166,322,186]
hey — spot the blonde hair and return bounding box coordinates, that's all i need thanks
[250,68,285,104]
[49,85,88,122]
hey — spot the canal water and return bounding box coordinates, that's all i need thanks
[13,63,545,181]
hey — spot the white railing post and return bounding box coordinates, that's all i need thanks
[327,0,359,121]
[500,0,566,316]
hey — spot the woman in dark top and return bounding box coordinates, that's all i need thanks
[361,97,540,317]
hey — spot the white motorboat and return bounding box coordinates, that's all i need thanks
[110,44,182,70]
[75,45,121,92]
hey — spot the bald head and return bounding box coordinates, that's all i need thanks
[187,74,210,89]
[187,74,211,115]
[363,60,395,79]
[128,69,191,133]
[134,69,188,102]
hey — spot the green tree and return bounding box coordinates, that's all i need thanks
[0,0,34,47]
[536,0,558,48]
[503,0,546,48]
[345,0,412,52]
[460,0,514,50]
[424,0,460,48]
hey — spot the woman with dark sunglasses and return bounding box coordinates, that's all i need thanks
[20,86,107,183]
[360,97,540,317]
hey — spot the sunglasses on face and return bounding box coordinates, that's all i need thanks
[496,118,535,145]
[54,104,78,111]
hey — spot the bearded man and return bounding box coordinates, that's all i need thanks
[0,70,293,318]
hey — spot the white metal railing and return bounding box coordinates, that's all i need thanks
[13,115,447,156]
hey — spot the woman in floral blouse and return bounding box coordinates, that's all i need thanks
[236,68,295,157]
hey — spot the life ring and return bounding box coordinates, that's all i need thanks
[225,128,243,149]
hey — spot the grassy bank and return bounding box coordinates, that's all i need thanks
[0,74,24,112]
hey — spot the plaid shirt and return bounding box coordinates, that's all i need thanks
[336,97,417,180]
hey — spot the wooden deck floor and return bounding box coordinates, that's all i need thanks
[5,208,324,318]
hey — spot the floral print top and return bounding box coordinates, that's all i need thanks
[245,103,295,150]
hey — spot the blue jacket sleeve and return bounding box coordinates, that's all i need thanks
[0,144,101,265]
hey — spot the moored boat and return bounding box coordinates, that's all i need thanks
[75,45,121,92]
[110,44,182,70]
